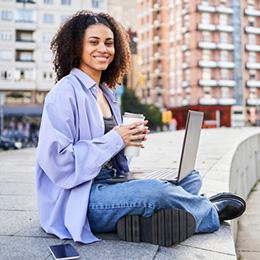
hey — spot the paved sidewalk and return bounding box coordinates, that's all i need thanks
[0,127,260,259]
[236,180,260,260]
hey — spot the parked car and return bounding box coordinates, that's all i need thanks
[0,136,22,150]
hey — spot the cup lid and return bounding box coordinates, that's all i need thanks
[123,112,144,118]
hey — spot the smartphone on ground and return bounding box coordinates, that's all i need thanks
[48,244,80,260]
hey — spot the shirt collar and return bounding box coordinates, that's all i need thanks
[70,68,116,102]
[70,68,96,90]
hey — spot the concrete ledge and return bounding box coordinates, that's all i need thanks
[1,127,260,259]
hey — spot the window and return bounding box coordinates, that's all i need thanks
[248,17,255,26]
[248,34,256,45]
[0,70,12,80]
[1,30,12,41]
[219,14,228,25]
[202,13,210,24]
[1,11,12,20]
[202,68,211,80]
[43,33,54,43]
[36,92,46,104]
[15,9,36,23]
[44,0,53,3]
[0,50,12,61]
[220,51,228,61]
[61,0,71,4]
[201,0,210,5]
[60,15,69,23]
[221,69,229,80]
[43,51,52,62]
[202,32,211,42]
[248,52,256,63]
[5,91,31,104]
[202,50,211,60]
[249,70,256,80]
[43,14,54,23]
[91,0,104,8]
[43,71,53,81]
[221,87,229,99]
[15,68,35,81]
[220,33,228,43]
[16,50,33,61]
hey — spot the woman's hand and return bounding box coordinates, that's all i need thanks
[113,120,150,148]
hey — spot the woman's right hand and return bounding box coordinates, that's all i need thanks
[113,121,148,148]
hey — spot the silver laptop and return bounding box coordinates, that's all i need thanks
[108,110,204,184]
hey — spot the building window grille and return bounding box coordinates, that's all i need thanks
[1,30,12,41]
[44,0,53,3]
[91,0,104,8]
[1,11,12,20]
[61,0,71,5]
[15,9,36,23]
[43,14,54,23]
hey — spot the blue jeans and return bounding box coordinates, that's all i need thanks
[87,168,220,234]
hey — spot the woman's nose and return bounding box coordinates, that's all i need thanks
[98,43,107,52]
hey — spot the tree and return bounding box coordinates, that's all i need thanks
[121,88,162,131]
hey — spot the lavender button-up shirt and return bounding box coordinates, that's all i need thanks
[36,68,129,244]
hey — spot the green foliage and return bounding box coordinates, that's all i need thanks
[121,87,163,131]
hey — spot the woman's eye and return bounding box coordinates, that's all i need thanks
[106,42,113,46]
[90,41,98,44]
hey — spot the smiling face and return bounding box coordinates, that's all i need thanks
[78,23,115,83]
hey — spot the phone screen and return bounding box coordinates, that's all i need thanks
[49,244,79,260]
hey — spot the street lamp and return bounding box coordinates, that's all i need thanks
[0,92,6,136]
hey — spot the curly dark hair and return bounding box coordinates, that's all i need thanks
[50,10,132,89]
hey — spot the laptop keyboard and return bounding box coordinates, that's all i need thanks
[143,168,178,180]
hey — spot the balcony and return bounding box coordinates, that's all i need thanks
[197,5,215,13]
[199,98,218,105]
[218,80,236,87]
[182,9,189,15]
[245,9,260,17]
[182,44,189,51]
[182,81,189,88]
[153,52,162,60]
[198,42,217,49]
[247,98,260,105]
[247,80,260,87]
[199,60,217,68]
[199,79,217,86]
[218,98,236,105]
[216,24,234,32]
[153,36,161,43]
[217,61,235,69]
[217,43,234,50]
[216,6,233,14]
[153,20,161,28]
[244,26,260,34]
[182,26,189,33]
[197,23,216,31]
[245,44,260,52]
[16,0,36,3]
[246,62,260,69]
[182,62,189,69]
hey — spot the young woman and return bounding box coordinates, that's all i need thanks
[36,10,245,246]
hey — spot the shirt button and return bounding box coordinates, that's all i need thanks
[101,124,104,128]
[117,144,120,148]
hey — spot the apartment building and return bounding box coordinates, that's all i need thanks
[0,0,138,139]
[137,0,260,127]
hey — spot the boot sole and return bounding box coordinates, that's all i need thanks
[117,209,196,247]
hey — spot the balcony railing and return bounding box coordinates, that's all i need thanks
[217,61,235,69]
[247,80,260,87]
[244,26,260,34]
[199,98,218,105]
[197,23,216,31]
[197,5,215,13]
[199,79,217,86]
[216,6,233,14]
[217,43,235,50]
[216,24,234,32]
[245,9,260,17]
[245,44,260,52]
[247,98,260,105]
[218,80,236,87]
[246,62,260,69]
[199,60,217,68]
[218,98,236,105]
[198,42,217,49]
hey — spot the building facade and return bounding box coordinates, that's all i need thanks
[0,0,138,141]
[137,0,260,127]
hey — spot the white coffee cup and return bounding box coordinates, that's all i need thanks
[123,112,145,157]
